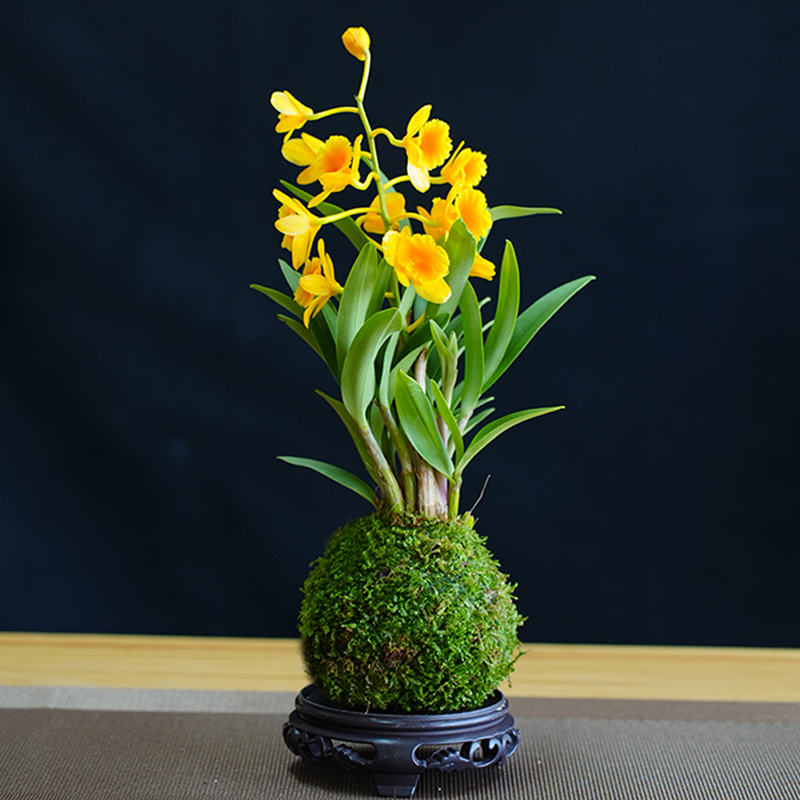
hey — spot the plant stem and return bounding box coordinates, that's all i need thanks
[308,106,360,121]
[356,50,371,104]
[357,421,403,514]
[448,475,462,519]
[379,402,416,513]
[356,96,390,229]
[412,349,447,518]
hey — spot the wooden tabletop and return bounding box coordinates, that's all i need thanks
[1,633,798,703]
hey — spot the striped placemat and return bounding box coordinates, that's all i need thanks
[1,687,798,799]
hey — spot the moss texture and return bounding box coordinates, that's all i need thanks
[299,512,524,713]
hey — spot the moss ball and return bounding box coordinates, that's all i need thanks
[299,512,524,713]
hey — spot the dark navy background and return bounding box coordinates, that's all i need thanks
[1,2,798,645]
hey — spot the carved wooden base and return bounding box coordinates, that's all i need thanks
[283,684,519,797]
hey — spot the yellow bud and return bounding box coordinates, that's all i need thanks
[342,27,370,61]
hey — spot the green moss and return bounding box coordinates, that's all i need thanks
[299,512,525,713]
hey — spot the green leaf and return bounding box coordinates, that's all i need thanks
[379,336,426,409]
[463,405,495,434]
[250,284,303,318]
[482,240,520,380]
[369,402,388,459]
[429,320,456,396]
[458,281,484,419]
[277,314,322,359]
[484,275,596,390]
[276,261,338,378]
[395,318,431,364]
[366,258,393,318]
[377,332,401,409]
[429,319,449,357]
[320,299,338,340]
[394,371,454,478]
[310,312,339,380]
[457,407,564,476]
[490,205,563,222]
[432,220,476,322]
[316,390,379,483]
[398,283,417,318]
[337,243,379,371]
[279,259,300,292]
[280,181,371,252]
[429,380,464,463]
[341,308,403,426]
[277,456,377,508]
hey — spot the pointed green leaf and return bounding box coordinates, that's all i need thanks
[395,319,431,364]
[250,284,303,318]
[337,243,379,370]
[458,281,484,420]
[366,258,393,318]
[277,314,322,358]
[457,407,564,475]
[429,319,449,358]
[279,259,300,292]
[341,308,403,426]
[277,455,376,508]
[394,371,454,478]
[316,390,379,483]
[463,406,495,434]
[378,332,401,409]
[484,275,596,390]
[429,380,464,463]
[483,240,520,380]
[398,283,417,318]
[310,312,339,380]
[320,300,338,340]
[429,320,456,398]
[379,341,426,408]
[490,205,563,222]
[431,220,477,322]
[276,258,339,376]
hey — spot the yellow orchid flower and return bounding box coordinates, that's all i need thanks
[358,192,406,234]
[416,196,458,241]
[402,106,452,193]
[294,240,343,327]
[416,192,494,279]
[273,189,321,269]
[469,252,496,280]
[270,91,314,140]
[311,135,363,207]
[454,187,492,240]
[382,228,451,304]
[441,145,487,189]
[281,133,324,167]
[283,134,363,207]
[342,27,370,61]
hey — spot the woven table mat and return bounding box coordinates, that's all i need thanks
[1,688,798,799]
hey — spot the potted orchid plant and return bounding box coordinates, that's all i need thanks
[254,27,593,719]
